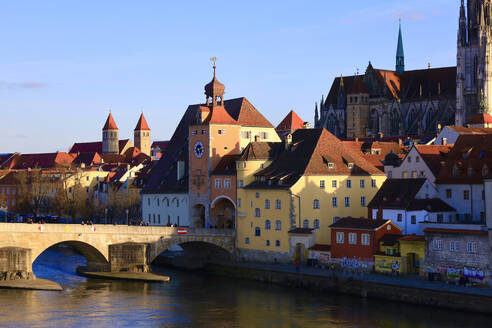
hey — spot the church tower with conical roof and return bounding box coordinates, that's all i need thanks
[134,113,151,156]
[396,19,405,75]
[102,112,119,154]
[204,62,225,107]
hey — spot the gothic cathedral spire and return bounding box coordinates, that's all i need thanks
[396,18,405,75]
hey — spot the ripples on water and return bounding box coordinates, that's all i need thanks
[0,245,490,328]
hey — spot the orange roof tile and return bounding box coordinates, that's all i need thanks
[203,105,237,125]
[467,113,492,125]
[134,113,150,131]
[276,110,304,132]
[103,113,118,130]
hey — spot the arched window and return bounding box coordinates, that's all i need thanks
[265,220,271,230]
[303,219,309,228]
[314,219,320,229]
[255,227,261,236]
[483,165,489,177]
[467,166,474,178]
[313,199,320,209]
[275,220,282,231]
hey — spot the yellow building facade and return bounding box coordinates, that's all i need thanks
[235,128,386,263]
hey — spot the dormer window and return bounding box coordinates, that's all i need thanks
[452,163,460,177]
[328,163,334,169]
[348,163,354,169]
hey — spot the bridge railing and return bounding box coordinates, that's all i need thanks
[0,223,235,236]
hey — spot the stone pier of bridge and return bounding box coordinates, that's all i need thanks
[0,223,235,281]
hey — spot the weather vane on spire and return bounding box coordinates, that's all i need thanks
[210,57,217,77]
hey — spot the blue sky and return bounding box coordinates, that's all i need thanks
[0,0,459,153]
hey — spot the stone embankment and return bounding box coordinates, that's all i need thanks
[206,262,492,314]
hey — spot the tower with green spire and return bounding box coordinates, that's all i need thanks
[396,18,405,75]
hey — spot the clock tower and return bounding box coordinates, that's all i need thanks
[188,61,241,228]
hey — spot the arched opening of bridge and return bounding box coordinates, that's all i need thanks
[32,241,108,279]
[192,204,206,228]
[210,196,235,229]
[151,241,232,270]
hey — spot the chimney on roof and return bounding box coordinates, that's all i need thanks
[398,138,402,146]
[303,122,310,129]
[378,132,384,139]
[355,137,359,143]
[442,138,447,146]
[285,133,292,150]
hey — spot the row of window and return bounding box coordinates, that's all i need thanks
[263,220,282,230]
[147,214,181,225]
[396,214,417,224]
[148,198,181,207]
[214,178,232,189]
[445,189,485,201]
[250,196,366,215]
[319,179,377,189]
[239,199,282,210]
[432,240,477,253]
[0,188,16,195]
[245,237,280,247]
[191,129,207,135]
[336,232,371,245]
[400,171,426,179]
[241,131,269,140]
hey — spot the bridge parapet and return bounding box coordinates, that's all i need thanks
[0,223,235,237]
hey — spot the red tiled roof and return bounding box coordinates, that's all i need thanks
[347,75,368,94]
[447,126,492,134]
[467,113,492,125]
[414,145,452,177]
[69,139,131,154]
[276,110,304,132]
[399,234,425,242]
[203,105,237,125]
[2,152,74,170]
[103,113,118,130]
[246,129,384,189]
[134,113,150,131]
[72,152,102,166]
[435,134,492,184]
[367,178,426,209]
[224,98,274,128]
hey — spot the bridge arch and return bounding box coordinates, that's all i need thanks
[32,240,109,272]
[147,235,233,264]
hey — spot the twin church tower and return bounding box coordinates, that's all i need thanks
[456,0,492,125]
[102,112,151,156]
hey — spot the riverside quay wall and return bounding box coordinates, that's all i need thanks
[206,263,492,314]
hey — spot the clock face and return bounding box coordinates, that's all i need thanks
[194,141,204,158]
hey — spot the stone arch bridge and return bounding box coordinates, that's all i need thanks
[0,223,235,280]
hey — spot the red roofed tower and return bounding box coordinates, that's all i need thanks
[102,112,119,154]
[134,113,151,156]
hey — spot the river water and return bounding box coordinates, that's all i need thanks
[0,245,490,328]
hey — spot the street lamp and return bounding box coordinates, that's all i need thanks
[126,208,129,226]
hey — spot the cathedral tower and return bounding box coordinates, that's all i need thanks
[102,112,119,154]
[134,113,151,156]
[396,19,405,75]
[456,0,492,125]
